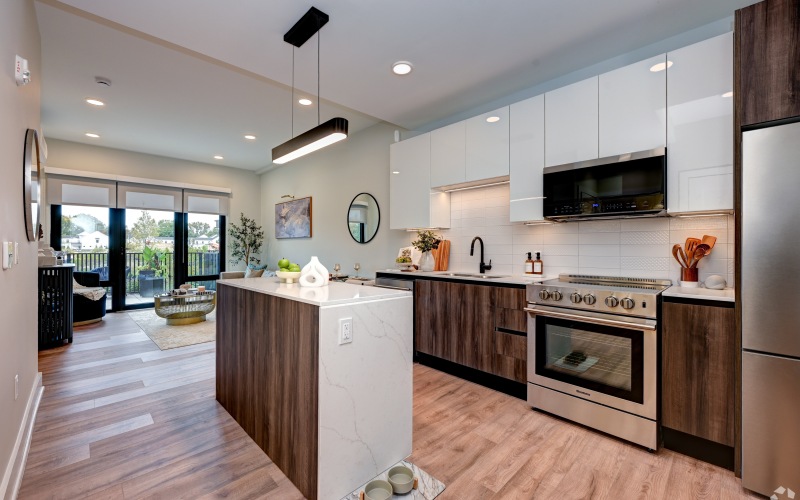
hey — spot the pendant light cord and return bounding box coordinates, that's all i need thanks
[291,46,295,138]
[317,29,321,126]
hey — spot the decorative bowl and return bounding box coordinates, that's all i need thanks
[364,480,393,500]
[396,262,414,271]
[387,465,415,494]
[276,271,302,284]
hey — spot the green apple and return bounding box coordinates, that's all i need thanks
[288,264,301,272]
[278,258,290,269]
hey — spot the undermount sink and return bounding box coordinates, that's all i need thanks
[440,273,509,279]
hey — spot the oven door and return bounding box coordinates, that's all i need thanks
[525,304,657,420]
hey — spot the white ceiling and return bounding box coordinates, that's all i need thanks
[35,0,756,171]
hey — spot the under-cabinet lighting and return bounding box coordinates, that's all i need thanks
[525,221,556,226]
[442,180,510,193]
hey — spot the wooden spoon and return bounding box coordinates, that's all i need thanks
[685,237,701,256]
[672,244,688,268]
[701,235,717,255]
[690,244,712,268]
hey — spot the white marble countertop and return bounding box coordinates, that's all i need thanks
[217,277,410,307]
[663,286,735,302]
[376,269,554,286]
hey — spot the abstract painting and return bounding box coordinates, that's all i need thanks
[275,197,312,239]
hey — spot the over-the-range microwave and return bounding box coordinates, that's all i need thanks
[543,147,666,221]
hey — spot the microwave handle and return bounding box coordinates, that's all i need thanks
[524,306,657,332]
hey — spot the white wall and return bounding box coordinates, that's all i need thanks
[261,122,408,276]
[0,0,41,494]
[426,184,735,286]
[44,139,263,270]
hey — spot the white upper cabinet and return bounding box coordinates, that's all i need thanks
[510,95,545,222]
[545,77,599,167]
[667,32,733,213]
[430,121,466,188]
[390,133,450,229]
[465,106,510,182]
[599,54,667,157]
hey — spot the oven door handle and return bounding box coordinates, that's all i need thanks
[524,306,657,331]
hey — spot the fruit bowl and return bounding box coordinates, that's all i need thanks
[276,271,302,284]
[396,262,415,271]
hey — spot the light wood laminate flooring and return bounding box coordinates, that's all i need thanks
[20,312,760,499]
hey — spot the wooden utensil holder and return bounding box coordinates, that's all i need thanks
[680,267,698,283]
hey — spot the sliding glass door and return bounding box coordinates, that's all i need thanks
[183,212,225,291]
[125,209,175,308]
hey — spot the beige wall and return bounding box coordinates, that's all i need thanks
[0,0,41,494]
[261,122,408,276]
[44,139,263,270]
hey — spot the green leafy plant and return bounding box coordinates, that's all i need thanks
[412,230,441,253]
[140,245,168,277]
[229,213,264,266]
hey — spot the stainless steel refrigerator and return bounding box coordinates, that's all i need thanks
[742,121,800,497]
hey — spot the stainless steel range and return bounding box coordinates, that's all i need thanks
[526,274,671,449]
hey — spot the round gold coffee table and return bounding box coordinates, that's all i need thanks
[154,291,216,325]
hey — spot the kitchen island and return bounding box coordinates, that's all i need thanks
[215,278,413,500]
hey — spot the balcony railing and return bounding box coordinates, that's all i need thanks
[63,251,220,293]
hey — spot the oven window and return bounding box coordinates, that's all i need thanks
[535,316,644,404]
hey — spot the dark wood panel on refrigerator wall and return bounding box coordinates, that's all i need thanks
[736,0,800,126]
[662,300,736,446]
[216,284,320,500]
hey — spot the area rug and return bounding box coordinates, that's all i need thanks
[127,309,216,350]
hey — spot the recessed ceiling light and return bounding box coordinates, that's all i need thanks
[244,135,257,140]
[486,116,500,123]
[85,133,100,138]
[392,61,413,76]
[298,98,313,106]
[721,91,733,98]
[649,61,673,72]
[213,155,224,160]
[85,98,105,106]
[392,171,400,175]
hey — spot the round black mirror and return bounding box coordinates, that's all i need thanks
[347,193,380,244]
[23,129,40,242]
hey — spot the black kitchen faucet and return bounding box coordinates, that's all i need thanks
[470,236,492,274]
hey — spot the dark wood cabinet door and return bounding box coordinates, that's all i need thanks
[414,280,494,372]
[662,301,736,446]
[736,0,800,126]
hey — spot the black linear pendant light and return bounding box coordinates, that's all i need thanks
[272,7,348,165]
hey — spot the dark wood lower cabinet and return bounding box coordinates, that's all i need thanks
[662,299,736,464]
[415,280,527,382]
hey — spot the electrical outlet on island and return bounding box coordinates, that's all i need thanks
[338,318,353,345]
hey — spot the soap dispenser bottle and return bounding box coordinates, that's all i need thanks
[525,252,534,275]
[532,252,543,275]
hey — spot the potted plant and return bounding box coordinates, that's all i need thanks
[229,213,264,267]
[412,230,441,272]
[138,245,167,297]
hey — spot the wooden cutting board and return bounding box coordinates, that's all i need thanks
[433,240,450,271]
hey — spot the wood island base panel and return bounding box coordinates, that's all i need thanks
[215,279,413,500]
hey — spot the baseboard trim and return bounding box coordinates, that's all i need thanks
[0,372,43,500]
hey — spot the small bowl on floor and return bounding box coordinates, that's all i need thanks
[387,465,415,494]
[364,479,393,500]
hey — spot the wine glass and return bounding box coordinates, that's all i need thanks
[333,263,341,277]
[353,263,361,277]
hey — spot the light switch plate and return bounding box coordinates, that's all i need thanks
[2,241,12,270]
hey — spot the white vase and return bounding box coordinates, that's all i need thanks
[300,256,329,287]
[419,251,435,272]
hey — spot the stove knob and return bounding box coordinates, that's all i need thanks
[570,292,582,304]
[583,294,596,305]
[621,297,635,310]
[605,296,619,307]
[551,291,563,301]
[538,290,550,300]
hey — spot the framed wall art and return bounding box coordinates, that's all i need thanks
[275,196,312,239]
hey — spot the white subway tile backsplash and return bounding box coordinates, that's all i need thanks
[418,186,735,284]
[620,231,669,245]
[579,232,620,245]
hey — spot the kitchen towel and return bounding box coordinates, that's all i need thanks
[433,240,450,271]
